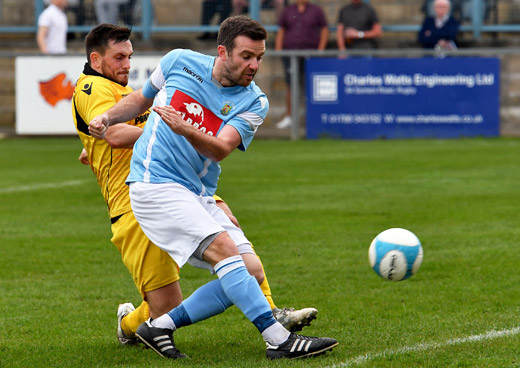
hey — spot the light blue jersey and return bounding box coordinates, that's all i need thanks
[127,49,269,196]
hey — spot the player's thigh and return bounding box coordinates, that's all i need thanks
[129,182,223,268]
[111,211,180,298]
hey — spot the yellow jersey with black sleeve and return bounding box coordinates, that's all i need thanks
[72,63,150,220]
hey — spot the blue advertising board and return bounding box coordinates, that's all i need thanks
[306,58,500,139]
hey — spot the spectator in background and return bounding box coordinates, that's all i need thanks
[95,0,136,25]
[37,0,68,54]
[418,0,459,50]
[274,0,328,129]
[336,0,381,52]
[233,0,285,19]
[198,0,232,40]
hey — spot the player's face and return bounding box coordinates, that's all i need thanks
[100,40,133,86]
[221,35,265,87]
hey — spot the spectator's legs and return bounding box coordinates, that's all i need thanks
[198,0,217,39]
[95,0,120,24]
[219,0,232,21]
[232,0,248,15]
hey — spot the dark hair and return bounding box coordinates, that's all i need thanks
[217,16,267,53]
[85,24,131,64]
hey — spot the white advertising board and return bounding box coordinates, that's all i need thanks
[15,55,161,135]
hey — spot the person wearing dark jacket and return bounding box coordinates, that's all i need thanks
[418,0,459,50]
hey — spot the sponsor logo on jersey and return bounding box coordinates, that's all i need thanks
[184,102,204,121]
[182,66,204,84]
[81,82,93,96]
[170,90,222,136]
[134,112,150,125]
[39,73,75,107]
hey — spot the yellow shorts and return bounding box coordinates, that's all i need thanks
[111,211,180,298]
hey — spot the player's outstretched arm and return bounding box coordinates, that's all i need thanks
[88,89,153,139]
[153,105,241,162]
[105,124,143,149]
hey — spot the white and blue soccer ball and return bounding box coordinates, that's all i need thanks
[368,228,423,281]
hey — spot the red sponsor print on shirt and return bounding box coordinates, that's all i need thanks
[170,90,222,136]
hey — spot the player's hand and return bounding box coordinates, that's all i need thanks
[154,105,187,134]
[78,148,90,165]
[215,199,241,228]
[88,114,109,139]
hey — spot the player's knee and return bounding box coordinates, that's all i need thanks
[203,233,239,266]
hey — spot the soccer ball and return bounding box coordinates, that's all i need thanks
[368,228,423,281]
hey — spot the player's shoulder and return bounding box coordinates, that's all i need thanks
[248,81,268,100]
[159,49,213,79]
[103,74,132,90]
[163,48,211,63]
[76,73,131,96]
[244,82,269,114]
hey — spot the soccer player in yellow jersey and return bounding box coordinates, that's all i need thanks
[73,23,316,345]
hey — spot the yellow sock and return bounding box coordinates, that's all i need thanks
[261,276,277,310]
[255,248,277,310]
[121,301,150,337]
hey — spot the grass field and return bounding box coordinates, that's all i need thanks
[1,136,519,368]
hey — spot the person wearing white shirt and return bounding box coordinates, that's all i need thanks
[37,0,68,54]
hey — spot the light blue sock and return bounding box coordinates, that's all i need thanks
[167,279,233,328]
[215,256,277,332]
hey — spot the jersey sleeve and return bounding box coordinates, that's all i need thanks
[142,49,182,99]
[228,93,269,151]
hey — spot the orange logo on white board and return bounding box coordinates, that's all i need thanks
[39,73,75,107]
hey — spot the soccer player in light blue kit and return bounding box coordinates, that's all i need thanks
[88,15,337,360]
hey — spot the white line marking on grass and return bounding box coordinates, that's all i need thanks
[328,326,520,367]
[0,179,89,194]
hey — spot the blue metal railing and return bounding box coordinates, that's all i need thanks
[0,0,512,41]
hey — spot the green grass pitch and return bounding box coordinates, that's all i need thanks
[0,136,519,367]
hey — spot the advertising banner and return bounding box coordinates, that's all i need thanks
[306,57,500,139]
[15,56,161,135]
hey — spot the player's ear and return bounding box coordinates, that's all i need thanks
[90,51,101,68]
[217,45,228,61]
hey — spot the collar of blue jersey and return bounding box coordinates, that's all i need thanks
[82,62,125,87]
